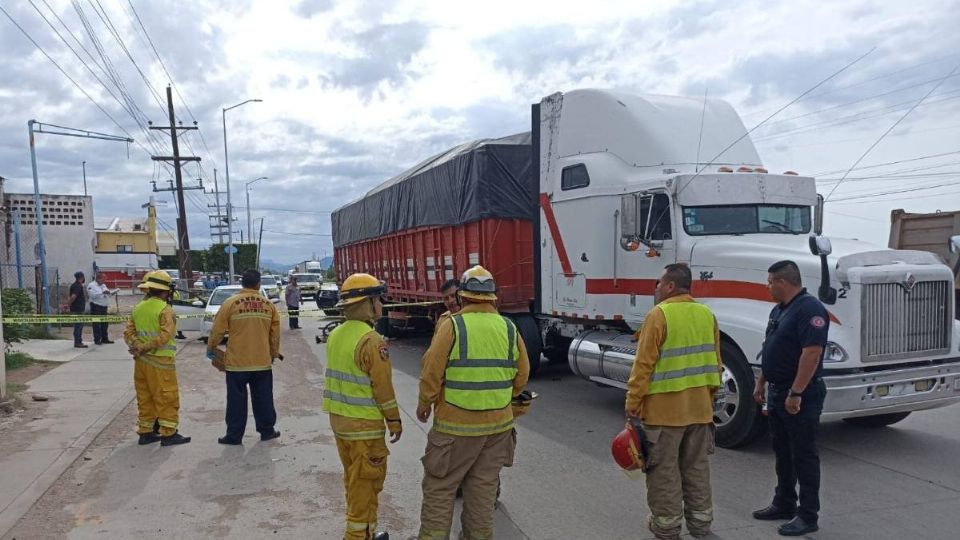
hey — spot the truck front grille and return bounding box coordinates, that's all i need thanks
[861,280,952,362]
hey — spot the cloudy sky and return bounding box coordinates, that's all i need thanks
[1,0,959,268]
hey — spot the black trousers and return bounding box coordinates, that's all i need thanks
[288,306,299,329]
[90,303,109,343]
[768,378,826,523]
[224,369,277,440]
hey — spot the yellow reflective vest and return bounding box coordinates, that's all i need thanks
[445,313,519,411]
[323,320,384,421]
[132,297,177,361]
[649,302,721,394]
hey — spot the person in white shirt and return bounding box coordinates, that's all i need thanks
[87,272,115,345]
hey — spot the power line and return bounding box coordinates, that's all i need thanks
[126,0,219,172]
[808,150,960,177]
[827,179,960,202]
[235,206,334,215]
[676,46,876,197]
[825,61,960,201]
[742,53,959,120]
[261,229,332,237]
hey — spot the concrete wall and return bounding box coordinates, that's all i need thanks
[96,230,154,252]
[3,193,97,282]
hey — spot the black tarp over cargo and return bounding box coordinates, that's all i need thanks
[331,133,534,247]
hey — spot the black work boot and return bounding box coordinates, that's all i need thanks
[138,433,161,445]
[260,429,281,441]
[753,504,797,521]
[160,432,191,446]
[218,436,242,445]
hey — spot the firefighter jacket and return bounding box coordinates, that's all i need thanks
[124,297,177,370]
[208,288,280,372]
[324,320,402,440]
[418,302,530,437]
[625,294,723,426]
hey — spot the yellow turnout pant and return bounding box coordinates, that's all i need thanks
[336,437,389,540]
[133,358,180,436]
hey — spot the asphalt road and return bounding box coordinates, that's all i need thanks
[385,333,960,540]
[6,327,960,539]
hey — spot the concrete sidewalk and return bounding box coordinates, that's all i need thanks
[0,339,189,537]
[2,327,531,539]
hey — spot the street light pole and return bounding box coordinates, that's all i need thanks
[245,176,268,242]
[82,161,87,197]
[222,98,262,282]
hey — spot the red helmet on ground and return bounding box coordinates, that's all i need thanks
[612,419,649,473]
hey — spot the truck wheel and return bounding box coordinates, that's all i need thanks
[512,314,542,377]
[842,412,911,428]
[714,341,766,448]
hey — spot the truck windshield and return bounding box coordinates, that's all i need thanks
[293,274,319,283]
[682,205,810,236]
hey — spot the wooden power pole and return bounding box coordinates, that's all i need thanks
[150,86,200,286]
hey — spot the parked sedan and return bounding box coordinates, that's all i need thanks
[200,285,278,341]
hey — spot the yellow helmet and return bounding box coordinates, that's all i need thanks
[138,270,174,292]
[337,273,387,307]
[458,265,497,301]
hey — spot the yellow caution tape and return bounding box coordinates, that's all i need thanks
[1,302,440,324]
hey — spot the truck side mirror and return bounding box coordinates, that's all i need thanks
[808,235,832,256]
[949,235,960,254]
[809,235,836,304]
[814,194,824,236]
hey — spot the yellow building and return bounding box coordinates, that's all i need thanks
[95,200,158,254]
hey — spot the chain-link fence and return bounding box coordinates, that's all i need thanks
[0,263,62,314]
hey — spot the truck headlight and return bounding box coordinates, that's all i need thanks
[824,341,847,363]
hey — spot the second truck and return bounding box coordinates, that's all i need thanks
[332,89,960,448]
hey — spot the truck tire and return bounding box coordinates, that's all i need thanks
[511,314,542,376]
[715,340,766,448]
[842,412,911,428]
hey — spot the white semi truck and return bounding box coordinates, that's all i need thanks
[534,89,960,447]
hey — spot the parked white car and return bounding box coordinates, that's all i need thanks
[199,285,277,341]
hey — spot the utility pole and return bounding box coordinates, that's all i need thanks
[28,121,132,315]
[82,161,87,197]
[150,86,200,288]
[256,217,265,270]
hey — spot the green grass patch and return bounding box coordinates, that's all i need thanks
[5,382,27,395]
[5,351,37,370]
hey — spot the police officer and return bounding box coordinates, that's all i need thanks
[416,265,530,540]
[123,270,191,446]
[208,269,282,445]
[625,263,722,540]
[753,260,829,537]
[324,273,400,540]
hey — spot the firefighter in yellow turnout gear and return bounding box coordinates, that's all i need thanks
[324,273,401,540]
[123,270,191,446]
[416,266,531,540]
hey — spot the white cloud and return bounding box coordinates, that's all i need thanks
[0,0,958,264]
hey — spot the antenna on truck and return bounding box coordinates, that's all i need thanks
[695,88,708,173]
[675,46,876,198]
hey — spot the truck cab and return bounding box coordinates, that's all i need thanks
[537,89,960,447]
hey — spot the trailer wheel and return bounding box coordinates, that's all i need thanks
[512,314,542,376]
[714,340,766,448]
[842,412,911,428]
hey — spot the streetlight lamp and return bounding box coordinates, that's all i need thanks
[245,176,268,243]
[222,98,262,283]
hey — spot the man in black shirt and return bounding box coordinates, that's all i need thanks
[752,260,828,537]
[68,271,88,348]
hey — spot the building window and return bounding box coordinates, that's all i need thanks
[117,245,133,253]
[561,164,590,191]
